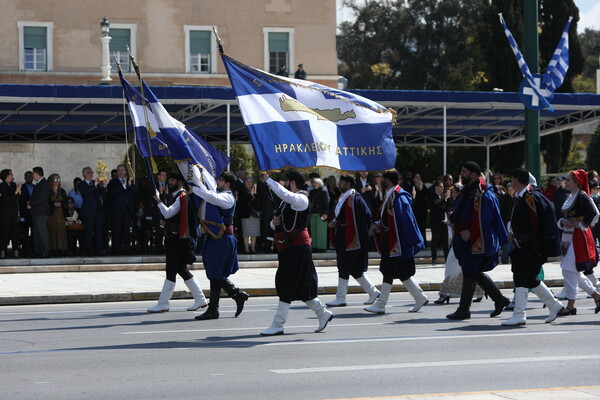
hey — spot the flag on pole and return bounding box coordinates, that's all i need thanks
[118,70,229,179]
[118,70,230,238]
[499,13,554,112]
[220,54,396,172]
[543,17,572,94]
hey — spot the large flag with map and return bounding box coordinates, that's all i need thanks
[221,54,396,172]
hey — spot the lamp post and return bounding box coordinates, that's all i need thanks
[358,21,365,43]
[100,17,112,82]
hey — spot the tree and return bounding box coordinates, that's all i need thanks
[587,123,600,172]
[577,28,600,83]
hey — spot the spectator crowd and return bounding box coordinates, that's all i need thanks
[1,164,599,260]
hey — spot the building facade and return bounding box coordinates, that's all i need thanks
[0,0,338,86]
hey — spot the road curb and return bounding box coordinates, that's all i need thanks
[0,279,565,306]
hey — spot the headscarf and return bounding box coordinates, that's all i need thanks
[570,169,590,195]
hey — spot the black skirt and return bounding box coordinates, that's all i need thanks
[276,245,318,303]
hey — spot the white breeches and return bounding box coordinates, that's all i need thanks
[560,242,596,300]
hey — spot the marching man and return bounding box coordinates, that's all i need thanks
[260,170,334,336]
[327,174,380,307]
[148,172,207,313]
[502,168,565,326]
[365,169,429,315]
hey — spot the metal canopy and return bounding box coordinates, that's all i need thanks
[1,84,599,146]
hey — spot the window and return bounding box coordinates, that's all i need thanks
[18,21,53,71]
[184,26,216,74]
[109,28,132,72]
[263,28,294,75]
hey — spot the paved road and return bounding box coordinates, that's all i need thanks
[1,292,600,400]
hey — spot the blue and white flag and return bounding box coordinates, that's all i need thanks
[118,70,229,180]
[221,54,396,171]
[499,13,554,112]
[118,71,230,238]
[543,17,572,94]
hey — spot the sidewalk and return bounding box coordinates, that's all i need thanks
[0,251,565,306]
[326,385,600,399]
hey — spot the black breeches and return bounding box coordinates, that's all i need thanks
[511,247,543,289]
[165,237,195,282]
[339,271,364,280]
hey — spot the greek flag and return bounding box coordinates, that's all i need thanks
[543,17,572,94]
[221,54,396,172]
[499,14,554,112]
[118,70,229,180]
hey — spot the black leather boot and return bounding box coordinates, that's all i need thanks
[446,276,476,320]
[475,273,510,317]
[195,279,221,320]
[222,278,249,317]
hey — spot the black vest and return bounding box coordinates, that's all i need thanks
[279,191,310,231]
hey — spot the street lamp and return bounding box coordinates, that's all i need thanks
[357,22,366,43]
[100,17,112,82]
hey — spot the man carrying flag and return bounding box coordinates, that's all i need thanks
[191,171,249,320]
[147,172,207,313]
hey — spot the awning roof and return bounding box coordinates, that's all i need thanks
[1,84,599,146]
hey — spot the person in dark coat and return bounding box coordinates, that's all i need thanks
[18,171,34,257]
[107,164,138,255]
[29,166,49,258]
[553,176,570,220]
[294,63,306,80]
[257,175,279,253]
[446,162,509,321]
[364,169,429,315]
[501,168,565,326]
[0,169,21,258]
[78,166,106,256]
[428,180,449,264]
[308,177,330,251]
[326,175,379,307]
[355,171,374,214]
[412,173,428,247]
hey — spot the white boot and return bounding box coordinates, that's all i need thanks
[531,282,565,323]
[304,298,334,333]
[260,301,290,336]
[403,277,429,312]
[501,287,528,326]
[326,278,348,307]
[356,275,380,305]
[184,277,208,311]
[147,279,176,313]
[364,282,392,314]
[553,287,567,300]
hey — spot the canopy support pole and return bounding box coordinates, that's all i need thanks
[227,103,231,172]
[443,105,447,176]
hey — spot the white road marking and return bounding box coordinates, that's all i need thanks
[263,330,568,346]
[271,354,600,374]
[121,322,387,335]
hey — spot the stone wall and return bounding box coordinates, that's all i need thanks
[0,143,126,192]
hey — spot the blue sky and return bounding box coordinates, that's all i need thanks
[337,1,600,33]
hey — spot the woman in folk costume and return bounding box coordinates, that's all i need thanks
[260,170,333,336]
[326,174,380,307]
[364,169,429,315]
[446,162,510,320]
[556,169,600,316]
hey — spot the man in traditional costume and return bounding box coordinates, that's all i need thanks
[501,168,565,326]
[556,169,600,316]
[446,162,510,320]
[192,171,249,320]
[364,169,429,315]
[260,170,334,336]
[326,174,380,307]
[147,172,207,313]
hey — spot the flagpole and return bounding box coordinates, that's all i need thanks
[120,49,158,192]
[523,1,541,181]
